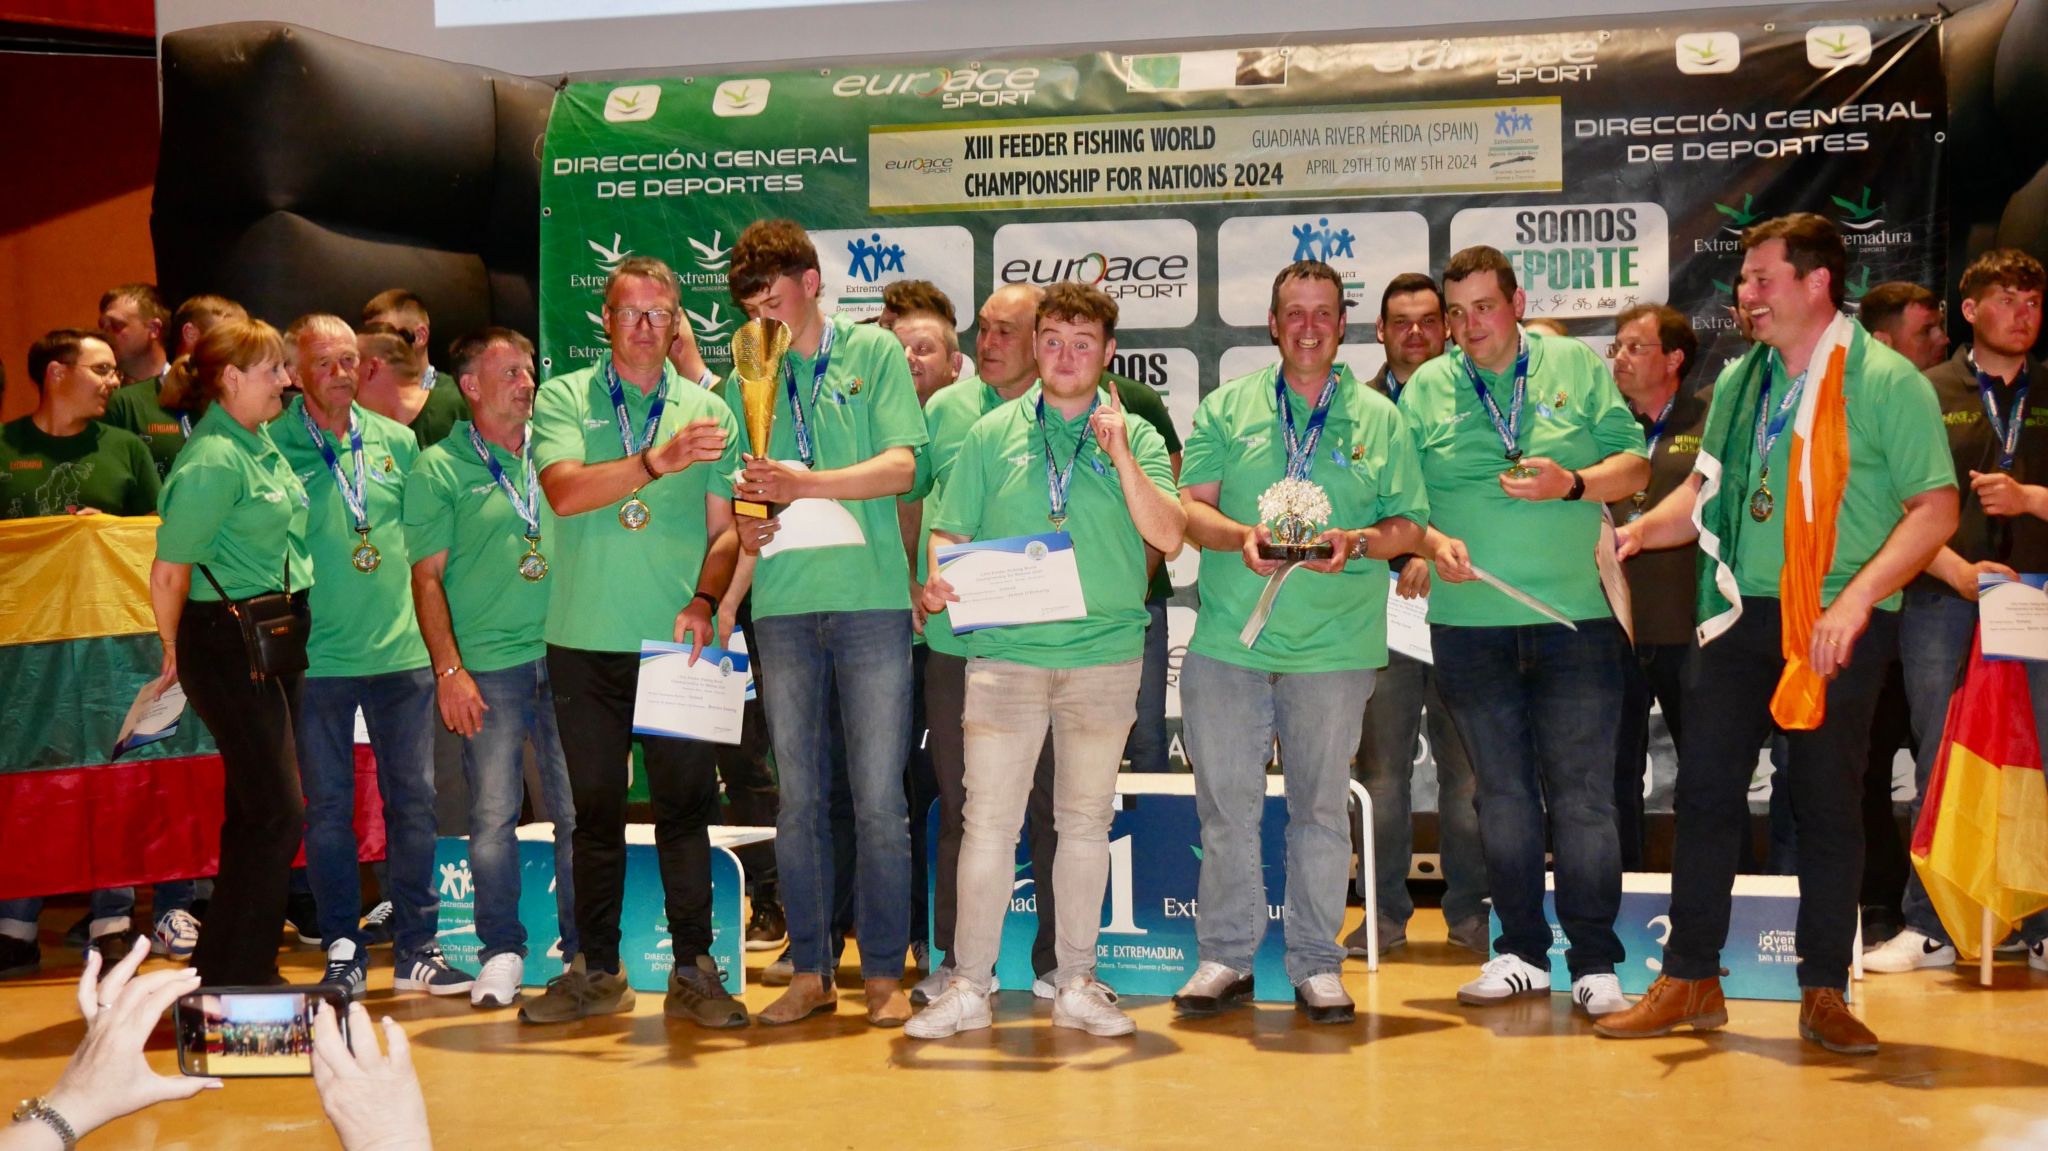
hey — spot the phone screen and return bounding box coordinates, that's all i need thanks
[174,987,344,1077]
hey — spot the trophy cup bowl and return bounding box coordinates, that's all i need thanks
[730,317,792,519]
[1255,477,1337,561]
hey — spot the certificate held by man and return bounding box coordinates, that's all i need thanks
[632,639,750,744]
[935,532,1088,633]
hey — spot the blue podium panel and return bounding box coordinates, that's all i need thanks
[926,783,1295,1002]
[1490,873,1810,1003]
[433,826,747,995]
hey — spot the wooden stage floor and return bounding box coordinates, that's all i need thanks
[2,909,2046,1150]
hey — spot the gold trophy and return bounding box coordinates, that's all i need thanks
[729,317,791,519]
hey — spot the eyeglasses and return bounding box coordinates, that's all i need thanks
[64,360,123,379]
[612,307,677,329]
[1606,341,1662,358]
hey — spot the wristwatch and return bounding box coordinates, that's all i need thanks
[437,664,463,679]
[1563,470,1587,501]
[1347,531,1370,561]
[12,1098,77,1149]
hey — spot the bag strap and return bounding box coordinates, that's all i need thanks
[196,563,233,604]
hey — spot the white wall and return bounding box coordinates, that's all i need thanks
[154,0,1854,79]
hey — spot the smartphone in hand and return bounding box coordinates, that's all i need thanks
[174,985,350,1077]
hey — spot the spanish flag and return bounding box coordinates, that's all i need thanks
[1909,630,2048,959]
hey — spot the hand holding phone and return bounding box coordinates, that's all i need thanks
[35,939,220,1140]
[175,985,349,1078]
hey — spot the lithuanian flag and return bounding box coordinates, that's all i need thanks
[0,515,384,901]
[1909,630,2048,959]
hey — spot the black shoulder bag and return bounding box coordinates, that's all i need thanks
[196,562,308,680]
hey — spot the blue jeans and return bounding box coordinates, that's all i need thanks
[464,659,579,962]
[1123,599,1172,772]
[1431,619,1628,977]
[1899,589,2048,944]
[1354,652,1489,927]
[298,667,440,960]
[0,888,137,939]
[753,610,913,979]
[1183,653,1371,983]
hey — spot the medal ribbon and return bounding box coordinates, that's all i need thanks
[1037,392,1100,527]
[604,356,667,456]
[1752,359,1804,478]
[782,319,838,468]
[468,424,541,544]
[1460,334,1531,461]
[1970,349,2030,471]
[1377,364,1402,405]
[300,402,369,534]
[1277,368,1338,482]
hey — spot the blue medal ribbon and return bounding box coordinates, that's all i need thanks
[468,424,541,544]
[1376,364,1402,405]
[782,319,838,468]
[1037,391,1100,529]
[176,413,192,437]
[1969,349,2030,471]
[1753,359,1805,477]
[604,356,667,456]
[299,402,370,534]
[1276,368,1338,482]
[1460,334,1531,462]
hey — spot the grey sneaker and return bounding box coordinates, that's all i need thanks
[1342,915,1404,958]
[1172,961,1253,1017]
[666,955,748,1028]
[1051,978,1134,1036]
[1294,972,1356,1024]
[1446,915,1492,956]
[519,954,636,1024]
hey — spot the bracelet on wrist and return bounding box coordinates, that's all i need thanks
[640,448,662,482]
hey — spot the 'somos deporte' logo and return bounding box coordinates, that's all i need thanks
[604,84,660,123]
[845,233,909,284]
[1807,25,1873,69]
[1675,32,1740,75]
[713,78,770,117]
[831,66,1045,109]
[992,219,1198,327]
[1494,107,1536,138]
[1290,217,1360,263]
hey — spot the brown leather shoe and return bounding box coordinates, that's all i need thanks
[1799,987,1878,1055]
[1592,974,1727,1038]
[757,973,837,1026]
[865,978,913,1028]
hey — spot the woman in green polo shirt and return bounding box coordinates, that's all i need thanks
[148,319,314,986]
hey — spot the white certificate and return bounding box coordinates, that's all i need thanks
[739,462,866,557]
[936,532,1088,633]
[631,640,750,744]
[1979,573,2048,661]
[1386,572,1434,665]
[111,677,187,759]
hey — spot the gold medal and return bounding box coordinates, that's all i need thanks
[1749,483,1775,522]
[518,539,548,582]
[620,494,651,531]
[1504,460,1538,480]
[350,530,381,574]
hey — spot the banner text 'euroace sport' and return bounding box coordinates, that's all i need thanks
[538,9,1945,767]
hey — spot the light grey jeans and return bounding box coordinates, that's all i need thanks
[950,657,1142,993]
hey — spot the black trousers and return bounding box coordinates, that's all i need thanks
[924,649,1058,977]
[181,593,308,986]
[1615,641,1691,871]
[1859,659,1913,921]
[547,645,719,970]
[1665,598,1898,991]
[714,601,779,901]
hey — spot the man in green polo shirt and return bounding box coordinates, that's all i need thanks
[908,281,1183,1040]
[1598,215,1957,1055]
[1173,260,1427,1024]
[275,313,469,1002]
[362,290,469,449]
[98,284,168,390]
[0,329,157,520]
[1402,245,1648,1017]
[722,219,928,1028]
[402,327,580,1012]
[524,255,746,1028]
[103,294,249,481]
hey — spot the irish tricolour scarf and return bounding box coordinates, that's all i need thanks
[1692,311,1855,731]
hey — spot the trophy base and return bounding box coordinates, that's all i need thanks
[735,498,785,520]
[1258,540,1336,561]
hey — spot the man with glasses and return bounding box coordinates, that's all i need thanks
[524,255,748,1027]
[1352,272,1488,957]
[0,330,162,979]
[1603,304,1705,870]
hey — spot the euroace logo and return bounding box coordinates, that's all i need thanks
[991,219,1199,328]
[845,232,908,284]
[604,84,660,123]
[713,78,770,117]
[1675,32,1740,75]
[1807,25,1873,69]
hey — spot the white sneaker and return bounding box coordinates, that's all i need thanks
[1571,973,1628,1017]
[910,963,953,1007]
[2028,940,2047,973]
[1031,978,1055,1001]
[1051,979,1134,1037]
[904,982,991,1039]
[152,909,200,960]
[1457,953,1550,1005]
[1863,929,1957,973]
[471,953,524,1008]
